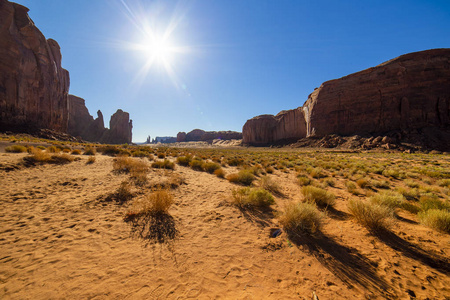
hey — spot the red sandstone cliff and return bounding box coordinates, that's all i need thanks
[243,49,450,146]
[0,0,70,132]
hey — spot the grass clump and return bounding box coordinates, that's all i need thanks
[202,162,221,174]
[113,156,149,174]
[301,186,335,208]
[297,175,311,187]
[418,209,450,233]
[5,145,27,153]
[356,178,370,189]
[278,202,323,234]
[347,199,394,232]
[71,149,82,155]
[345,181,359,195]
[176,155,192,166]
[214,168,226,178]
[189,158,204,171]
[419,196,450,211]
[370,191,405,209]
[151,159,175,170]
[227,169,255,186]
[231,187,275,209]
[260,175,281,194]
[86,156,96,164]
[84,146,96,155]
[129,189,174,216]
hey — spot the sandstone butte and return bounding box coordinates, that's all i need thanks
[177,129,243,143]
[0,0,132,144]
[243,49,450,146]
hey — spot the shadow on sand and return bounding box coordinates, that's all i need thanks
[238,206,275,227]
[125,212,178,246]
[375,229,450,275]
[288,231,396,298]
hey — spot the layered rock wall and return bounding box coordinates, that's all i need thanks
[177,129,242,142]
[243,49,450,146]
[0,0,70,132]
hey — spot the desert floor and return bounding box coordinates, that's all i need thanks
[0,146,449,299]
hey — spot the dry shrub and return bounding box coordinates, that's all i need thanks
[157,152,166,159]
[86,156,96,164]
[50,153,75,164]
[227,169,255,186]
[437,179,450,188]
[84,146,96,155]
[397,187,420,201]
[356,178,370,189]
[418,209,450,233]
[260,175,281,194]
[347,199,393,232]
[177,155,192,166]
[309,167,326,179]
[301,186,335,208]
[202,162,221,174]
[297,175,311,186]
[71,149,82,155]
[345,181,359,195]
[113,156,149,174]
[370,191,405,209]
[126,189,174,217]
[26,149,51,163]
[231,187,274,209]
[265,166,274,174]
[111,181,133,203]
[278,202,323,234]
[420,195,450,211]
[151,159,175,170]
[214,168,226,178]
[189,158,204,170]
[46,146,59,153]
[372,180,390,189]
[5,145,27,153]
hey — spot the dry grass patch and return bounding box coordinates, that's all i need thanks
[5,145,27,153]
[151,159,175,170]
[260,175,281,194]
[278,202,323,235]
[231,187,275,209]
[347,199,394,232]
[214,168,226,178]
[113,156,149,174]
[418,209,450,233]
[301,186,335,208]
[227,169,255,186]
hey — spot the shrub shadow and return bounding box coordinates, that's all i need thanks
[375,229,450,274]
[325,207,349,221]
[239,207,275,227]
[288,231,395,298]
[125,212,178,246]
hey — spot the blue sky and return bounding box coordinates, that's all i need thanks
[14,0,450,142]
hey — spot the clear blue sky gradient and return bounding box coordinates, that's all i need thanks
[13,0,450,142]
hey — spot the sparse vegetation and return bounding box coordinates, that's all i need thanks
[301,186,335,208]
[151,159,175,170]
[5,145,27,153]
[418,209,450,233]
[126,189,174,218]
[227,169,255,186]
[278,202,323,234]
[231,187,275,209]
[260,176,281,194]
[347,199,394,232]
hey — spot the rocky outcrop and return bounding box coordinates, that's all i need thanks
[243,49,450,147]
[177,129,242,143]
[243,108,306,146]
[67,95,132,144]
[0,0,70,132]
[0,1,133,144]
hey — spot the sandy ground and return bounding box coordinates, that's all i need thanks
[1,150,449,299]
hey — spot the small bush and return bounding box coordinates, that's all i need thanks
[98,145,121,156]
[71,149,82,155]
[5,145,27,153]
[177,155,192,166]
[227,157,244,167]
[84,146,96,155]
[418,209,450,233]
[370,191,405,209]
[50,154,75,164]
[127,189,174,217]
[278,202,323,234]
[397,187,419,201]
[260,176,281,194]
[345,181,359,195]
[310,168,326,179]
[347,200,394,232]
[151,159,175,170]
[265,166,274,174]
[202,162,221,174]
[157,152,166,159]
[437,179,450,188]
[297,176,311,186]
[420,196,450,211]
[231,187,275,209]
[214,168,226,178]
[132,150,148,158]
[115,181,133,203]
[46,146,59,153]
[356,178,370,189]
[372,180,390,189]
[189,158,204,171]
[113,157,149,174]
[404,179,419,188]
[87,156,96,164]
[301,186,335,208]
[227,169,255,186]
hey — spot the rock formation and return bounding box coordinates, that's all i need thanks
[243,49,450,147]
[0,1,133,144]
[0,0,70,132]
[177,129,242,143]
[67,95,132,144]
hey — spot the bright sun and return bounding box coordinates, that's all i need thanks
[142,37,173,63]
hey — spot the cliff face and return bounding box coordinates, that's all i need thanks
[243,49,450,146]
[303,49,450,137]
[0,1,133,144]
[177,129,242,142]
[67,95,132,144]
[0,0,70,132]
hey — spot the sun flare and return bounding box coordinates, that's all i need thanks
[141,36,174,64]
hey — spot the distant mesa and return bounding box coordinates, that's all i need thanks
[243,49,450,151]
[177,129,242,143]
[0,0,132,144]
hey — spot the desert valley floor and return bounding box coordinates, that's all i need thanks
[0,144,449,299]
